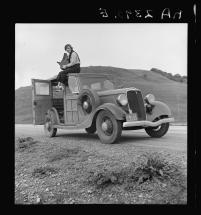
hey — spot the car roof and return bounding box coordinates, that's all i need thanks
[48,73,111,81]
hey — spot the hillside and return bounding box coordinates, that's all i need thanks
[15,66,187,124]
[15,86,33,124]
[150,68,187,83]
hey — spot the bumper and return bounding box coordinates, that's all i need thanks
[123,117,175,128]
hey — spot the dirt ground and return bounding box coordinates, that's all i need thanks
[15,125,187,204]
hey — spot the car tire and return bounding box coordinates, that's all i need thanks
[44,111,57,137]
[145,121,169,138]
[78,89,100,114]
[96,110,122,144]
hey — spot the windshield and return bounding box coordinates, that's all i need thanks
[79,75,115,92]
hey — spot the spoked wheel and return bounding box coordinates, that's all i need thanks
[96,110,122,144]
[44,111,57,137]
[78,89,100,115]
[145,117,169,138]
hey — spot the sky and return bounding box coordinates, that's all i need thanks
[15,23,187,89]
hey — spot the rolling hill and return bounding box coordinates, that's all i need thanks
[15,66,187,124]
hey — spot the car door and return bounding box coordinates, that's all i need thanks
[32,79,52,125]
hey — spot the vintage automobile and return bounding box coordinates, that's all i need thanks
[31,72,174,144]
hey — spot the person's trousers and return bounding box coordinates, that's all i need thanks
[57,64,80,86]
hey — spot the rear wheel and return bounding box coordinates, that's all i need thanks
[145,117,169,138]
[96,110,122,144]
[44,111,57,137]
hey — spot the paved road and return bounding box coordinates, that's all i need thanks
[15,124,187,157]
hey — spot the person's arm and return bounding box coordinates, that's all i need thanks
[59,53,69,69]
[64,52,78,68]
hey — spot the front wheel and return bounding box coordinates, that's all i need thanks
[44,111,57,137]
[96,110,122,144]
[145,122,169,138]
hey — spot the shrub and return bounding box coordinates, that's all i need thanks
[32,166,59,179]
[48,148,80,162]
[86,152,185,189]
[134,152,185,184]
[16,137,37,152]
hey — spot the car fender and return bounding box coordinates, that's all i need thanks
[146,100,172,121]
[94,103,126,121]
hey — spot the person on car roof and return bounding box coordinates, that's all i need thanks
[56,44,80,89]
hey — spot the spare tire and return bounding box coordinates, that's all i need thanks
[78,89,100,114]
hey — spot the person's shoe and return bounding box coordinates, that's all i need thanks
[55,85,62,91]
[59,85,64,90]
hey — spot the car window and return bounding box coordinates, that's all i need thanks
[35,82,50,95]
[103,80,114,90]
[80,76,114,91]
[91,82,101,91]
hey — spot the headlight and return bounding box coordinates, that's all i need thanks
[144,94,155,104]
[117,94,128,106]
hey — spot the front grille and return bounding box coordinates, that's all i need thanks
[127,90,146,120]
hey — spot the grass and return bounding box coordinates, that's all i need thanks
[16,137,38,152]
[47,147,80,162]
[85,152,186,204]
[15,136,187,204]
[32,166,59,179]
[86,152,186,189]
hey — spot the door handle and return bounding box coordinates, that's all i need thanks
[33,101,37,106]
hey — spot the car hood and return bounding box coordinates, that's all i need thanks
[97,87,140,96]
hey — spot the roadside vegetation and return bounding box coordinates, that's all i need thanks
[15,136,187,204]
